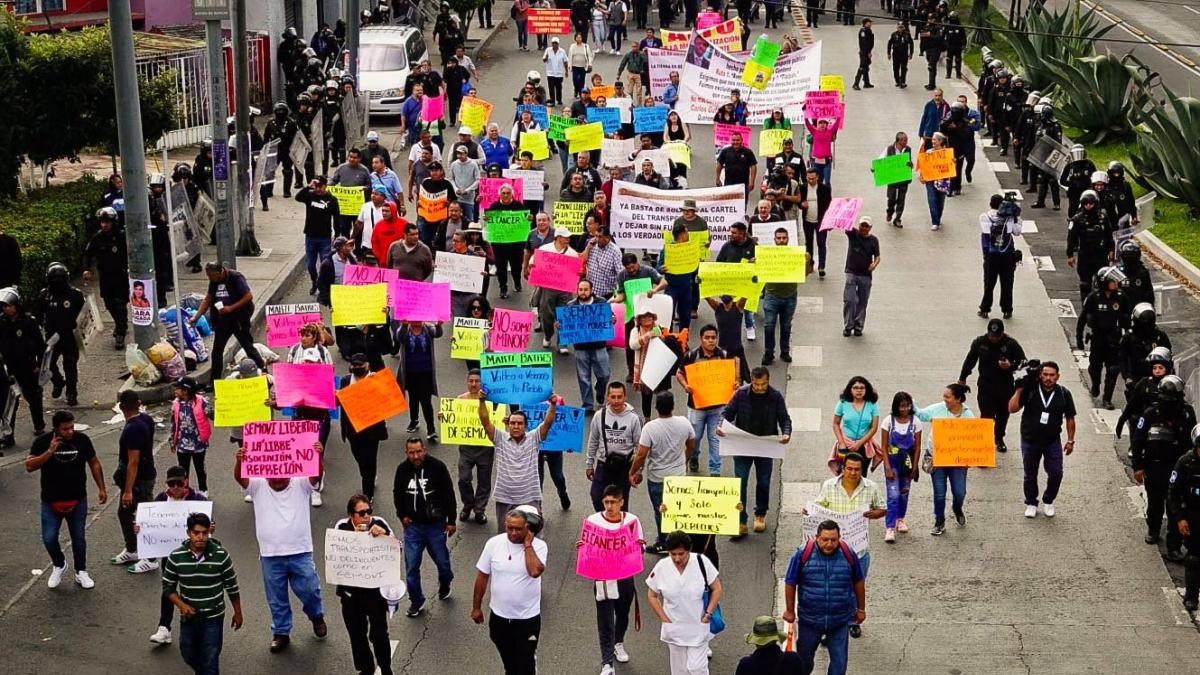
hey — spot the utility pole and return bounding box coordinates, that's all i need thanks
[195,0,237,268]
[107,0,159,349]
[347,0,361,81]
[232,0,261,256]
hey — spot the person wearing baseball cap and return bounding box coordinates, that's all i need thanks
[843,216,881,337]
[958,318,1026,454]
[362,130,391,171]
[543,35,569,107]
[448,125,483,166]
[530,223,581,354]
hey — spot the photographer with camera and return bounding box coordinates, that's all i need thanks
[1077,266,1132,409]
[393,436,457,618]
[959,319,1025,453]
[978,192,1024,319]
[1008,361,1077,519]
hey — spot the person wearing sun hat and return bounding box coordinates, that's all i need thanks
[735,616,803,674]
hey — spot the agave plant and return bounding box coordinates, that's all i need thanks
[1006,4,1115,91]
[1130,89,1200,214]
[1044,53,1145,144]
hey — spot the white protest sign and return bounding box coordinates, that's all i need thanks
[633,292,674,330]
[631,148,672,177]
[647,47,687,100]
[502,168,546,202]
[677,36,822,124]
[609,96,634,123]
[601,139,637,169]
[717,420,786,458]
[433,251,487,293]
[135,501,214,559]
[802,502,870,555]
[751,220,799,247]
[324,528,405,588]
[638,337,677,390]
[611,181,745,252]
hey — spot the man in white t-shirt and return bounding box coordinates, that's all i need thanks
[234,441,327,653]
[354,187,388,257]
[471,506,549,675]
[630,391,695,554]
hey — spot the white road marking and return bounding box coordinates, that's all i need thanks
[989,161,1011,173]
[1033,256,1056,272]
[787,407,822,432]
[1082,0,1200,75]
[1022,220,1038,233]
[1051,298,1078,318]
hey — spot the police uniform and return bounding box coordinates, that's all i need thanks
[37,283,84,403]
[82,227,129,342]
[148,188,172,306]
[1119,260,1154,308]
[1076,286,1130,404]
[264,111,301,198]
[1066,208,1114,302]
[1012,102,1037,183]
[1167,433,1200,609]
[1132,397,1196,551]
[1032,114,1062,209]
[0,308,46,437]
[1060,159,1097,216]
[1118,327,1170,395]
[959,328,1025,451]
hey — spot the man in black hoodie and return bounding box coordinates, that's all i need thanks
[393,437,457,618]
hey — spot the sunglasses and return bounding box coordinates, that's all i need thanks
[167,481,185,488]
[354,509,373,517]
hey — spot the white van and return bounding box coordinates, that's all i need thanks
[357,26,429,116]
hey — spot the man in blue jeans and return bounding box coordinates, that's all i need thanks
[162,512,243,675]
[783,521,866,675]
[720,367,792,538]
[760,226,799,365]
[393,437,457,617]
[629,391,695,554]
[677,324,739,475]
[235,441,327,653]
[295,176,339,295]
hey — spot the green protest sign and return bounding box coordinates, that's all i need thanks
[480,351,554,368]
[872,153,914,187]
[549,114,577,142]
[750,36,782,68]
[622,277,653,319]
[485,209,531,244]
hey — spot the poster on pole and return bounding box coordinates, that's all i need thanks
[324,529,405,588]
[135,501,215,559]
[676,34,822,124]
[611,181,745,252]
[129,278,155,327]
[802,502,869,554]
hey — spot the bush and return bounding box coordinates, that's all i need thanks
[0,175,102,301]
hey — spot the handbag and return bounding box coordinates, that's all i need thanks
[696,555,725,635]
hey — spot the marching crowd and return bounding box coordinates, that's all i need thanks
[13,3,1200,675]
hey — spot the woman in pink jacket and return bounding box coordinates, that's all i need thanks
[170,377,214,496]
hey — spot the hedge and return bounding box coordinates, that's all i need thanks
[0,175,100,302]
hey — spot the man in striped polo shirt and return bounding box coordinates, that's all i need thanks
[162,512,243,675]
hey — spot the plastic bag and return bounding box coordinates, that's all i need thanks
[159,352,187,381]
[159,308,209,363]
[234,343,280,366]
[126,345,161,386]
[146,341,178,366]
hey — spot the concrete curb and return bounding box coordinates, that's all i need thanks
[1136,229,1200,289]
[471,2,513,62]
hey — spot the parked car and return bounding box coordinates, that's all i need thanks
[357,26,429,116]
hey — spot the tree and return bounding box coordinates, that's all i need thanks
[971,0,992,46]
[0,13,31,201]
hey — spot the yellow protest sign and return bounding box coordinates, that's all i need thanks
[459,97,493,134]
[743,277,765,312]
[330,283,388,326]
[661,476,742,535]
[214,376,270,427]
[566,122,604,153]
[741,60,774,91]
[553,200,591,234]
[698,262,758,299]
[932,418,996,467]
[691,229,710,261]
[663,237,700,275]
[820,74,845,96]
[438,398,508,446]
[664,140,691,167]
[756,246,806,283]
[521,129,550,160]
[917,148,957,181]
[661,29,691,49]
[326,185,366,217]
[450,317,488,360]
[758,129,793,157]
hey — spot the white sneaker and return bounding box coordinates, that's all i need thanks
[542,338,551,348]
[47,565,66,589]
[884,527,896,543]
[1043,503,1056,518]
[600,665,615,675]
[128,559,160,574]
[614,642,630,663]
[930,224,941,231]
[149,626,173,644]
[75,571,95,589]
[311,491,323,507]
[1024,505,1037,518]
[745,326,757,341]
[244,494,253,503]
[111,549,138,565]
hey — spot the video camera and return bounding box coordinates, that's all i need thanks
[997,191,1022,221]
[1018,358,1043,389]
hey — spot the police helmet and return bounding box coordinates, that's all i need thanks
[46,262,69,283]
[0,287,20,306]
[1095,265,1126,286]
[328,67,342,80]
[1029,90,1042,100]
[1131,302,1156,325]
[325,79,339,90]
[340,75,356,87]
[96,206,118,222]
[148,173,166,187]
[1040,104,1056,120]
[1190,424,1200,448]
[1070,143,1086,162]
[1091,171,1109,185]
[1107,161,1125,179]
[527,70,541,82]
[1080,189,1099,205]
[1039,96,1053,108]
[989,59,1004,70]
[172,162,192,179]
[996,69,1011,80]
[297,92,313,106]
[1012,75,1025,88]
[361,9,371,19]
[284,27,297,39]
[1147,346,1173,367]
[273,102,289,116]
[1159,375,1186,400]
[950,100,966,111]
[306,84,322,97]
[949,11,959,19]
[202,138,212,150]
[302,47,317,58]
[1025,93,1040,106]
[1120,240,1142,264]
[294,38,307,50]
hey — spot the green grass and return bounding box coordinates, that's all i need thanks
[964,8,1020,77]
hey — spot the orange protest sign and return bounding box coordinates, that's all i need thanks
[917,148,957,181]
[336,370,409,433]
[590,84,616,100]
[418,187,449,221]
[931,418,996,467]
[685,359,737,409]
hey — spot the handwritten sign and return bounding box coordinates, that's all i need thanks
[661,476,741,536]
[273,363,336,408]
[633,105,670,134]
[136,501,214,559]
[932,418,996,467]
[479,177,524,212]
[529,249,583,293]
[523,402,586,452]
[214,376,270,427]
[576,518,644,581]
[758,129,793,157]
[481,365,554,405]
[527,8,571,33]
[755,246,806,283]
[819,74,845,96]
[552,200,591,234]
[698,262,757,299]
[439,397,507,446]
[450,317,489,360]
[517,104,550,129]
[590,84,616,100]
[391,279,451,322]
[421,94,444,122]
[622,277,653,319]
[331,283,389,325]
[804,90,844,121]
[480,351,554,368]
[872,153,914,186]
[802,502,869,554]
[663,238,701,275]
[664,140,691,167]
[484,209,530,244]
[519,129,550,160]
[324,529,405,588]
[819,197,864,232]
[343,264,398,287]
[265,303,323,347]
[502,168,546,202]
[587,107,621,134]
[556,303,614,345]
[336,370,409,432]
[601,138,637,169]
[241,420,321,478]
[568,122,605,152]
[433,252,485,293]
[548,114,577,141]
[685,359,737,408]
[714,123,752,148]
[489,308,535,352]
[459,97,493,134]
[717,420,785,459]
[918,147,957,181]
[326,185,367,219]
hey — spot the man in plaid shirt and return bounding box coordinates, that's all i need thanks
[582,227,625,299]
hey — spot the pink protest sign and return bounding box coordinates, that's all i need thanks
[265,304,323,347]
[607,302,627,348]
[819,197,864,232]
[805,100,844,122]
[696,12,722,30]
[391,279,451,322]
[343,264,399,287]
[575,518,644,581]
[714,123,753,148]
[478,177,523,212]
[529,249,583,293]
[272,363,336,408]
[421,94,444,123]
[240,420,322,479]
[489,308,534,352]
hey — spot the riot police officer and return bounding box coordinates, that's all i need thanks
[1012,91,1039,184]
[1132,375,1195,559]
[147,173,172,307]
[193,140,214,198]
[1030,101,1062,210]
[264,102,301,201]
[1107,161,1138,225]
[1076,266,1131,409]
[321,80,342,175]
[1166,425,1200,611]
[997,74,1026,157]
[37,263,83,407]
[985,69,1011,153]
[1117,240,1154,308]
[1090,170,1120,226]
[1067,190,1114,302]
[1119,302,1171,388]
[0,287,46,443]
[919,18,943,90]
[942,12,966,79]
[959,318,1026,452]
[1060,143,1096,216]
[977,59,1001,138]
[82,207,128,349]
[1117,346,1172,440]
[295,93,318,183]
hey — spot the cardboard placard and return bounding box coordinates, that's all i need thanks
[931,418,996,467]
[556,303,615,345]
[684,359,737,408]
[336,370,409,432]
[660,476,742,535]
[136,501,214,559]
[450,317,489,360]
[438,397,507,446]
[265,303,323,348]
[241,420,322,478]
[214,376,270,427]
[576,518,645,581]
[819,197,864,233]
[489,308,535,352]
[324,529,405,588]
[529,249,583,293]
[273,363,336,409]
[917,147,957,181]
[330,283,389,326]
[391,279,451,322]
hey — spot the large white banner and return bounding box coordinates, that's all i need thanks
[611,181,746,252]
[676,35,823,124]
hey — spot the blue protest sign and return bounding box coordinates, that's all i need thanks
[556,303,615,345]
[481,366,554,405]
[517,104,550,129]
[523,403,586,452]
[587,107,622,134]
[633,105,670,134]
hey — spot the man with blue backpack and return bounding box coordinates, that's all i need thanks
[782,520,867,675]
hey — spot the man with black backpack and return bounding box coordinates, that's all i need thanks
[977,192,1024,320]
[585,382,643,512]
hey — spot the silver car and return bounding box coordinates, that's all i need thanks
[358,26,429,116]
